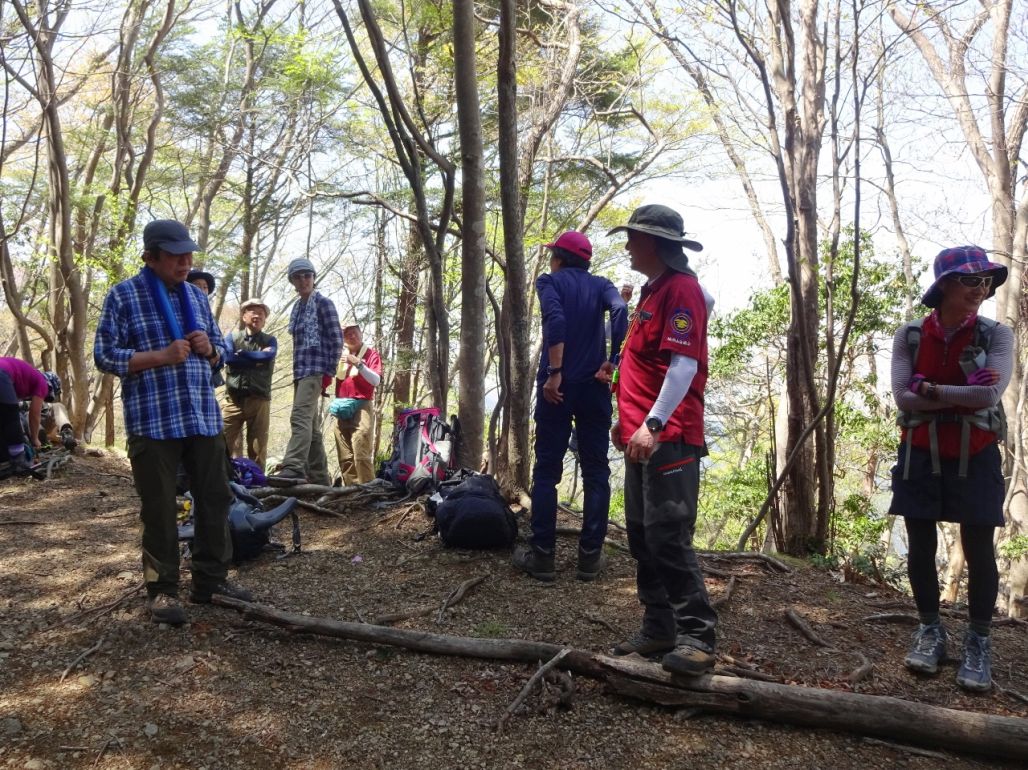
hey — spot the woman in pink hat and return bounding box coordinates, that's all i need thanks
[889,245,1011,692]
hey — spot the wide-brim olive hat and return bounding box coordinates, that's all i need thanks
[606,204,703,252]
[921,245,1007,308]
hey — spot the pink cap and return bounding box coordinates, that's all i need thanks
[544,230,592,261]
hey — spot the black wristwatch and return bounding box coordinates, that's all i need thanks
[546,366,563,376]
[645,416,664,433]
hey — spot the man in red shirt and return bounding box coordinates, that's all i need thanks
[607,204,718,677]
[332,320,382,485]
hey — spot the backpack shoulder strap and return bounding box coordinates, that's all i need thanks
[974,316,998,351]
[904,319,924,366]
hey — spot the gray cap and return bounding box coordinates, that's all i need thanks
[240,297,270,315]
[607,204,703,252]
[287,257,316,278]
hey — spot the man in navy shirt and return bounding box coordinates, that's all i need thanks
[513,231,627,581]
[95,219,253,625]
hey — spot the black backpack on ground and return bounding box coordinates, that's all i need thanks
[379,407,458,495]
[428,472,517,549]
[179,482,300,563]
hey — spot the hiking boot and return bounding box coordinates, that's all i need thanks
[662,637,715,677]
[147,594,187,626]
[611,631,675,658]
[904,621,947,674]
[190,580,255,604]
[60,426,77,450]
[576,546,608,582]
[268,467,306,482]
[511,545,556,582]
[955,630,992,692]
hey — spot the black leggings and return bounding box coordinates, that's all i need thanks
[0,403,24,460]
[905,518,999,625]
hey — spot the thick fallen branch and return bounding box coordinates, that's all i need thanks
[212,598,1028,760]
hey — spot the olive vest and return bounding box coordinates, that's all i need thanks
[225,329,275,400]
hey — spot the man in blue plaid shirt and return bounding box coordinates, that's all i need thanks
[270,257,343,484]
[95,219,254,626]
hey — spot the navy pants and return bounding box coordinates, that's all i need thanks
[529,378,613,553]
[625,441,717,650]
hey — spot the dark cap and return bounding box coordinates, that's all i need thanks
[187,270,216,294]
[143,219,200,255]
[606,204,703,252]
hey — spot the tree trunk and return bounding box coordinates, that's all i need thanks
[452,0,486,469]
[494,0,531,498]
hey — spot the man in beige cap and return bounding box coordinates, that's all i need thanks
[223,298,277,470]
[331,319,382,484]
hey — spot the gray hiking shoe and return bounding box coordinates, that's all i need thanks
[662,637,715,677]
[511,545,556,582]
[576,546,608,582]
[611,631,675,658]
[190,580,255,604]
[147,593,187,626]
[955,630,992,692]
[904,621,947,674]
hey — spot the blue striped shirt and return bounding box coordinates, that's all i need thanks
[94,269,226,439]
[290,292,344,380]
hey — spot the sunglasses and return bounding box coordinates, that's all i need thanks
[954,275,992,289]
[292,271,314,280]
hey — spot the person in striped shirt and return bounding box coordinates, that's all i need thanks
[94,219,254,626]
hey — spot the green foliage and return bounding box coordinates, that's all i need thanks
[1000,535,1028,561]
[708,284,789,379]
[698,454,769,549]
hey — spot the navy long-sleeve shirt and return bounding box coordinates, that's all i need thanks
[536,268,627,385]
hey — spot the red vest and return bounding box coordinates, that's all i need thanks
[904,313,997,459]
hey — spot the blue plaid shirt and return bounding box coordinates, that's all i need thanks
[94,269,226,440]
[290,292,344,380]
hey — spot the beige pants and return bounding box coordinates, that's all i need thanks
[222,392,271,471]
[334,400,376,485]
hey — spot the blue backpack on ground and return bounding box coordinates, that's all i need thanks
[178,482,300,563]
[428,472,517,549]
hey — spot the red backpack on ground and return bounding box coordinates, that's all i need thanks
[378,407,458,494]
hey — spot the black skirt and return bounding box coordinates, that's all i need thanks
[889,442,1005,526]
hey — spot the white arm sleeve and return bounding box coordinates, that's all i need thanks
[647,354,697,424]
[359,365,381,387]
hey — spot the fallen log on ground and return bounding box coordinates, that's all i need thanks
[213,597,1028,761]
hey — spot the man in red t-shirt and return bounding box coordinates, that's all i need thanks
[332,320,382,485]
[607,204,718,677]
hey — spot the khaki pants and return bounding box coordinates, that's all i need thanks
[334,400,376,485]
[127,433,232,597]
[280,375,331,485]
[223,392,271,470]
